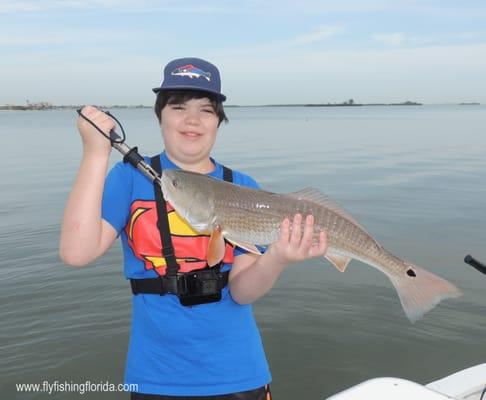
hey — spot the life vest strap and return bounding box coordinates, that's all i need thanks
[222,164,233,182]
[151,155,180,277]
[130,269,229,296]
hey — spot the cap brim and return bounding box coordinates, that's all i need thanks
[152,85,226,102]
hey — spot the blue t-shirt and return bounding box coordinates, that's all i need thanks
[102,151,271,396]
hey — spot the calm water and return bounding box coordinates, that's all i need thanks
[1,105,485,399]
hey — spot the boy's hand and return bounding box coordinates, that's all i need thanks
[267,214,328,266]
[77,105,114,158]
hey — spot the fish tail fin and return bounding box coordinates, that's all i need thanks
[388,264,462,323]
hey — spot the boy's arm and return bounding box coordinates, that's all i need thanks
[229,214,327,304]
[59,106,117,267]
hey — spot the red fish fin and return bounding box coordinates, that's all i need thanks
[225,237,262,255]
[325,252,351,272]
[388,264,462,323]
[207,225,226,266]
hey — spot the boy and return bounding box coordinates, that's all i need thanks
[60,57,327,399]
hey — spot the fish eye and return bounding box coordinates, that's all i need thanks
[172,178,179,188]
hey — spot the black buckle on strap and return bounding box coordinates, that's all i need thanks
[162,247,175,259]
[162,276,178,294]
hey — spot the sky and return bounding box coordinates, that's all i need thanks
[1,0,486,105]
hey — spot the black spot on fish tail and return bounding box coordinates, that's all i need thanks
[407,269,417,277]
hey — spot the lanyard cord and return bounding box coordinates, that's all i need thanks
[75,108,161,186]
[76,108,126,145]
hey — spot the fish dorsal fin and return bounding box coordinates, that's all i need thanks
[286,187,371,236]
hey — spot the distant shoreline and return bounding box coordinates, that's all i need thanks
[236,101,423,107]
[1,101,483,111]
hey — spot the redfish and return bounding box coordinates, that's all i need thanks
[161,169,461,322]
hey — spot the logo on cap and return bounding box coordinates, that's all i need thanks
[171,64,211,82]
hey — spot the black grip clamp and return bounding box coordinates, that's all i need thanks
[464,255,486,275]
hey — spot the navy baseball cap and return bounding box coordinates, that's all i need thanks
[152,57,226,102]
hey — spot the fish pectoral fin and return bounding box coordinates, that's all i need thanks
[207,225,226,267]
[325,252,352,272]
[225,237,262,255]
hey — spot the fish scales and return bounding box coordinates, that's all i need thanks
[213,184,382,264]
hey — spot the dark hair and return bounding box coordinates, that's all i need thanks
[154,90,228,126]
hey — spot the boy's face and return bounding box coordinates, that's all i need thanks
[160,97,219,165]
